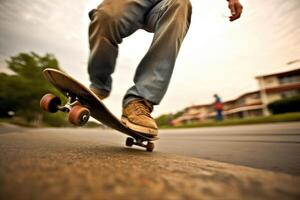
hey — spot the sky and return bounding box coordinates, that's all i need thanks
[0,0,300,117]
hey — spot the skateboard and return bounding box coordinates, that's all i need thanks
[40,68,159,152]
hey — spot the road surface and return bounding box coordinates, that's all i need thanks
[157,122,300,175]
[0,122,300,199]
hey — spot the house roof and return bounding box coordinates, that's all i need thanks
[223,91,260,104]
[223,102,263,112]
[265,82,300,93]
[185,90,260,110]
[185,103,212,110]
[255,68,300,79]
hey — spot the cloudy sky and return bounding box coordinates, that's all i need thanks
[0,0,300,117]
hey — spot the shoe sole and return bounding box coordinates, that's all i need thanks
[121,117,158,137]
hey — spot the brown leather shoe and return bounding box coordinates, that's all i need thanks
[121,99,158,137]
[90,87,107,100]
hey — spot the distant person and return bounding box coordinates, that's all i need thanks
[214,94,223,121]
[87,0,243,136]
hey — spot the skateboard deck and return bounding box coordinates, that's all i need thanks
[40,68,158,151]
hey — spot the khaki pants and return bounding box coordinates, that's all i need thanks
[88,0,192,106]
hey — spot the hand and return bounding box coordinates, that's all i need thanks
[227,0,243,21]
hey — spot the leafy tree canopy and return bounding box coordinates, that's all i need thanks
[0,52,65,124]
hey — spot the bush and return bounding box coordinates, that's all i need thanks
[268,96,300,114]
[155,114,173,127]
[42,112,69,127]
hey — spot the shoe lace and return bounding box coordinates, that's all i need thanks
[133,100,152,116]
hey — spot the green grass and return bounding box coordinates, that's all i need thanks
[2,112,300,129]
[0,117,103,128]
[160,112,300,129]
[0,118,36,127]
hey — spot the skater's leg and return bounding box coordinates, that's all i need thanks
[123,0,192,106]
[88,0,157,97]
[88,8,120,97]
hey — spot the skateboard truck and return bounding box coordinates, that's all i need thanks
[40,93,90,126]
[125,137,155,152]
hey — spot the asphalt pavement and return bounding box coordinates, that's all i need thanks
[156,122,300,175]
[0,122,300,200]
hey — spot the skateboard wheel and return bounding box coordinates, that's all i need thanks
[146,142,154,152]
[68,105,90,126]
[125,137,134,147]
[40,93,61,113]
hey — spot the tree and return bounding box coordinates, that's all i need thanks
[0,52,66,125]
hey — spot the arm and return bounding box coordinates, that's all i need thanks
[227,0,243,21]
